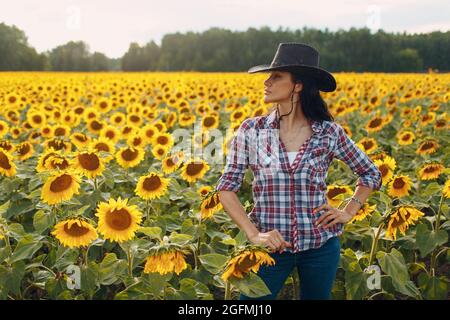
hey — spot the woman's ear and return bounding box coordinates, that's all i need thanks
[295,82,303,93]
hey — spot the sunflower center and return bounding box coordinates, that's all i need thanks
[423,166,437,174]
[122,148,139,161]
[328,187,347,199]
[91,120,103,131]
[205,195,219,209]
[105,209,132,230]
[95,143,109,152]
[391,211,411,228]
[393,178,405,189]
[0,152,12,169]
[186,163,204,176]
[50,174,73,192]
[32,115,42,124]
[143,175,162,191]
[421,142,434,151]
[79,153,100,171]
[18,144,30,155]
[379,164,389,176]
[63,221,90,237]
[157,136,168,145]
[204,117,216,127]
[54,128,66,136]
[236,254,257,272]
[369,118,382,127]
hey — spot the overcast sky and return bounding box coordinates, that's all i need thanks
[1,0,449,58]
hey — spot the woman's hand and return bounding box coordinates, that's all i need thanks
[313,204,354,229]
[247,229,292,253]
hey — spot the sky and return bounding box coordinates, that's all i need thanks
[1,0,449,58]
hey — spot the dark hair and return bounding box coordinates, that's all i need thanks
[291,72,334,122]
[264,71,334,122]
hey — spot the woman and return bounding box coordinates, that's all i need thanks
[215,43,382,300]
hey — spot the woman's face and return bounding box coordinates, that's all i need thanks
[263,71,301,104]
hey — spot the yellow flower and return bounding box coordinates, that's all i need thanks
[95,197,142,243]
[41,171,81,205]
[385,206,424,240]
[374,155,396,186]
[72,149,105,178]
[349,203,376,223]
[418,162,445,180]
[135,172,170,200]
[200,192,223,220]
[144,250,188,275]
[416,139,439,155]
[397,131,415,145]
[443,179,450,199]
[116,146,145,169]
[221,249,275,282]
[387,175,413,198]
[0,149,17,177]
[180,158,210,183]
[326,185,353,208]
[51,218,98,248]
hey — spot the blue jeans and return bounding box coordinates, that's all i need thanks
[239,236,341,300]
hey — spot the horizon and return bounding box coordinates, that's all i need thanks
[1,0,449,59]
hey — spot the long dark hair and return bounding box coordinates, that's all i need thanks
[264,70,334,123]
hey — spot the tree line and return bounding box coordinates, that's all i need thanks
[1,23,448,72]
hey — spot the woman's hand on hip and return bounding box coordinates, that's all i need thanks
[313,204,354,229]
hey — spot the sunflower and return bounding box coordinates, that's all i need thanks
[53,125,71,138]
[72,149,105,178]
[349,203,376,223]
[15,142,34,161]
[86,119,105,135]
[135,172,170,200]
[374,155,396,186]
[71,132,91,150]
[121,125,139,141]
[0,150,17,177]
[116,146,145,169]
[416,139,439,155]
[443,179,450,199]
[45,138,72,153]
[221,248,275,282]
[90,138,115,162]
[143,249,188,275]
[109,112,126,126]
[365,116,384,133]
[27,112,46,129]
[387,175,413,198]
[0,120,9,139]
[127,132,147,149]
[41,170,81,205]
[201,114,219,131]
[418,162,445,180]
[127,113,143,127]
[95,197,143,243]
[151,145,169,160]
[45,154,72,171]
[419,112,436,126]
[161,152,184,174]
[96,97,112,113]
[0,140,15,154]
[356,137,378,154]
[200,192,223,220]
[326,185,353,208]
[152,132,174,150]
[397,131,415,145]
[434,118,447,131]
[100,125,121,144]
[385,206,424,240]
[178,113,196,127]
[40,125,54,138]
[51,218,98,248]
[180,158,210,183]
[197,186,212,197]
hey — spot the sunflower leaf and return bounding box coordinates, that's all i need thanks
[229,272,271,298]
[198,253,228,274]
[415,223,448,258]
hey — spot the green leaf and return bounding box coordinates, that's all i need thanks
[137,226,162,240]
[169,232,193,245]
[229,272,271,298]
[33,209,55,234]
[0,200,11,217]
[344,269,369,300]
[9,235,43,263]
[179,278,211,299]
[415,223,448,258]
[377,248,420,298]
[198,253,229,274]
[0,261,26,296]
[421,182,442,197]
[98,253,127,285]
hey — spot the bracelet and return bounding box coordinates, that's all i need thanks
[350,196,364,208]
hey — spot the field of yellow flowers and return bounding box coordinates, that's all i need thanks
[0,72,448,300]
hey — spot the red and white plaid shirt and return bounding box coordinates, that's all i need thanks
[216,109,382,253]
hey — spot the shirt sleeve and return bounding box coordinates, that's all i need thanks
[215,119,251,192]
[332,123,382,191]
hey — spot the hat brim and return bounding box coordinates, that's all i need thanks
[248,64,336,92]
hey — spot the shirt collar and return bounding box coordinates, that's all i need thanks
[266,108,323,134]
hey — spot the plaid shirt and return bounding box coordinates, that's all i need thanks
[216,109,382,253]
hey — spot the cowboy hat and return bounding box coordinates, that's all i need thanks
[248,42,336,92]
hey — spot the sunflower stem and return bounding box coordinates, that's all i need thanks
[127,245,133,277]
[292,268,300,300]
[93,177,98,191]
[146,199,150,220]
[224,281,231,300]
[434,193,444,232]
[368,223,384,266]
[430,194,445,277]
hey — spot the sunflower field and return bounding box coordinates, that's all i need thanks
[0,72,448,300]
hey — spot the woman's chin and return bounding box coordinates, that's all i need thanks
[263,95,276,104]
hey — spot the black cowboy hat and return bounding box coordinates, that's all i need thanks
[248,42,336,92]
